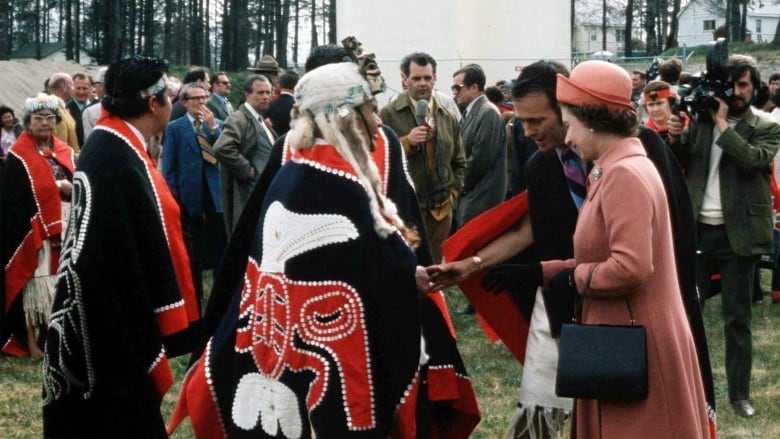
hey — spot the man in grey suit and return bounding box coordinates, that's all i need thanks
[207,72,234,121]
[451,63,507,229]
[669,54,780,418]
[214,74,276,232]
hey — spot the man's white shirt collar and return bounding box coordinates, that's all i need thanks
[124,120,150,153]
[244,102,261,120]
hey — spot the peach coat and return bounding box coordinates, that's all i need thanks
[543,138,710,439]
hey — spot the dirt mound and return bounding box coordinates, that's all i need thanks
[0,59,100,115]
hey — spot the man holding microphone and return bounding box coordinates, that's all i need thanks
[380,52,466,262]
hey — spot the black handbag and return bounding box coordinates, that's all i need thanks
[555,267,648,400]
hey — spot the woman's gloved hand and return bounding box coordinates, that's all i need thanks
[543,268,577,338]
[481,263,542,306]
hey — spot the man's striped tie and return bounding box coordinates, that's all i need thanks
[194,119,217,164]
[561,147,586,210]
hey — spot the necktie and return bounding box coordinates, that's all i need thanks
[258,116,276,143]
[225,100,234,114]
[194,119,218,164]
[561,147,586,210]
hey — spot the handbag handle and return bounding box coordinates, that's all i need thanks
[573,265,637,326]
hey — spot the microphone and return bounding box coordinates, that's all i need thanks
[415,100,428,126]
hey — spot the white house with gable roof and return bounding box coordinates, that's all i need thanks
[677,0,780,46]
[572,0,636,56]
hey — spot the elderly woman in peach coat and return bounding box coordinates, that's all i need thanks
[541,61,711,438]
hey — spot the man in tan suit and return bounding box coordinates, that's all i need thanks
[47,72,79,153]
[379,52,465,263]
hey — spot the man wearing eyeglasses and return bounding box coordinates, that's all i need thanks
[451,63,507,230]
[170,67,211,121]
[379,52,465,263]
[162,82,226,307]
[208,72,234,121]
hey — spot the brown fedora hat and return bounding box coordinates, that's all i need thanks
[248,54,280,73]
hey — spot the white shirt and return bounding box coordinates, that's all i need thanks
[699,118,738,225]
[124,120,150,154]
[243,103,274,143]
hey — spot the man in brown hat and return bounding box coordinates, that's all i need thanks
[247,54,281,87]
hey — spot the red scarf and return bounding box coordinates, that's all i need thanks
[10,131,74,237]
[4,131,74,312]
[283,129,390,194]
[94,112,199,333]
[646,112,689,135]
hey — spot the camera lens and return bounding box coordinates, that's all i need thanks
[693,94,719,113]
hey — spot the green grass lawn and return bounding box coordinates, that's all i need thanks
[2,279,779,438]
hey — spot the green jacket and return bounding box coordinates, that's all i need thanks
[671,109,780,256]
[379,92,465,211]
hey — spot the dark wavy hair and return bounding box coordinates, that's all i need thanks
[400,52,437,76]
[727,54,761,90]
[563,104,638,137]
[0,105,16,121]
[512,60,570,122]
[306,44,352,73]
[102,55,169,119]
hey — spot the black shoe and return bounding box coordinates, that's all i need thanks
[730,400,756,418]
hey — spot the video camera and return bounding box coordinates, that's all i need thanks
[675,38,733,116]
[646,57,660,82]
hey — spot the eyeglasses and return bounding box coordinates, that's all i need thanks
[451,84,466,93]
[31,114,58,122]
[185,95,209,101]
[215,81,231,86]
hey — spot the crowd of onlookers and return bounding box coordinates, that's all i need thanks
[2,48,780,438]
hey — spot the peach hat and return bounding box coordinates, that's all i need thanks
[556,60,634,111]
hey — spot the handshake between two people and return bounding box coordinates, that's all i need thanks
[423,260,578,337]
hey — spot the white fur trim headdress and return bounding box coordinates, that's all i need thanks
[289,63,405,239]
[24,93,60,116]
[294,63,372,117]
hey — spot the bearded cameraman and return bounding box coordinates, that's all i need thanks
[667,54,780,419]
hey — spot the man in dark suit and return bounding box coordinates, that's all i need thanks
[162,82,226,305]
[264,70,298,136]
[66,72,95,148]
[214,74,276,232]
[451,64,507,229]
[668,54,780,418]
[207,72,233,121]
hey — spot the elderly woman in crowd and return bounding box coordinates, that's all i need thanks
[41,56,199,438]
[1,105,23,160]
[541,61,711,438]
[1,94,74,358]
[0,105,24,183]
[642,80,688,138]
